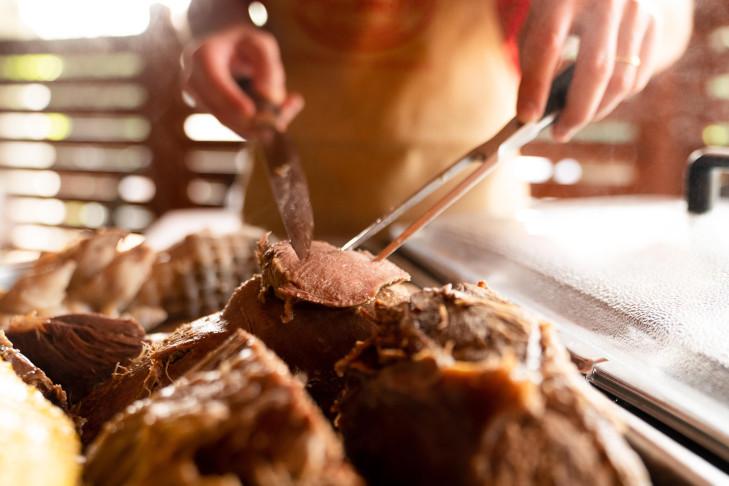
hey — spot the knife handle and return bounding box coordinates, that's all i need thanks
[543,64,575,118]
[236,78,280,118]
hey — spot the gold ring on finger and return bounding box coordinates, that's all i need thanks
[615,55,642,68]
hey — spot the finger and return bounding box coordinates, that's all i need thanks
[517,0,575,122]
[633,20,658,93]
[276,93,305,130]
[235,30,286,105]
[595,0,649,119]
[187,40,257,125]
[554,1,623,141]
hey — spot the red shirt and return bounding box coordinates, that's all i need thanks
[498,0,530,66]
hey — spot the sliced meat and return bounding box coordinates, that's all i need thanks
[223,276,378,415]
[84,330,362,486]
[257,235,409,320]
[0,330,68,409]
[335,283,650,486]
[74,312,232,445]
[5,314,145,405]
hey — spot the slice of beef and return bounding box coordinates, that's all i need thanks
[257,235,409,321]
[335,283,650,486]
[74,312,233,445]
[5,314,145,405]
[0,330,68,409]
[223,275,379,416]
[84,330,362,486]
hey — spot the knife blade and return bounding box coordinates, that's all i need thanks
[238,80,314,259]
[341,65,575,258]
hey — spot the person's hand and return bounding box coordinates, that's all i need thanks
[517,0,660,141]
[183,23,304,136]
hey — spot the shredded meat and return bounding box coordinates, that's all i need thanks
[335,283,650,486]
[74,312,233,445]
[84,330,362,486]
[5,314,145,405]
[0,330,68,409]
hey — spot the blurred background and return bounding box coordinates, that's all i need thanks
[0,0,726,256]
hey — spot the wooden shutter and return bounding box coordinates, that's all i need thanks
[0,7,243,252]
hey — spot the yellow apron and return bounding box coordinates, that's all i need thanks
[243,0,529,239]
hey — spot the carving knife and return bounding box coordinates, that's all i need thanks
[342,65,575,259]
[239,79,314,259]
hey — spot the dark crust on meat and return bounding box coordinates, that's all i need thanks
[257,235,410,318]
[5,314,145,405]
[84,330,362,486]
[0,330,68,409]
[335,282,650,486]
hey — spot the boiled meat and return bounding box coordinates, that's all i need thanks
[335,283,650,486]
[84,330,362,486]
[257,235,409,320]
[5,314,145,405]
[0,330,67,409]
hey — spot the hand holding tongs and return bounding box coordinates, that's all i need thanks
[342,65,575,260]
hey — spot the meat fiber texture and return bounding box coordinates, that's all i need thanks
[5,313,145,406]
[74,312,232,445]
[257,235,410,321]
[0,330,68,409]
[131,227,263,327]
[0,227,263,331]
[84,329,362,486]
[335,283,651,486]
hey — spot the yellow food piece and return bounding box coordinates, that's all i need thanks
[0,360,80,486]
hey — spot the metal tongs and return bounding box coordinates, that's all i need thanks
[342,65,575,260]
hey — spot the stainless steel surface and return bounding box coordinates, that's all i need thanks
[397,196,729,464]
[616,404,728,485]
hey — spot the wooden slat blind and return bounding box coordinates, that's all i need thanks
[0,7,244,251]
[1,1,727,252]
